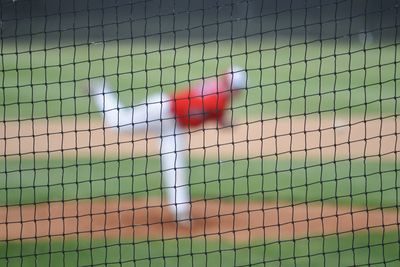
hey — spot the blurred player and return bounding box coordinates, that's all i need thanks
[87,66,247,223]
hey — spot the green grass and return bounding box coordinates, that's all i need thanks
[1,231,399,267]
[1,156,398,209]
[1,40,399,121]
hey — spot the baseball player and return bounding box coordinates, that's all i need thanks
[87,66,247,223]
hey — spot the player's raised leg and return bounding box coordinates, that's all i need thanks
[87,79,165,134]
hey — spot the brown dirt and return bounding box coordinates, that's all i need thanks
[1,115,399,160]
[0,198,398,243]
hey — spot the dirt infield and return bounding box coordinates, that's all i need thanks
[1,198,399,242]
[2,115,399,159]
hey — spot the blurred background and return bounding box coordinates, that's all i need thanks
[1,0,399,121]
[1,0,399,45]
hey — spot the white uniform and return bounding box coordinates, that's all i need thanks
[89,80,190,222]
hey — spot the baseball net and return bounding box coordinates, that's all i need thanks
[1,0,399,266]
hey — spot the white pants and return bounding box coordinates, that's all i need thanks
[90,80,190,221]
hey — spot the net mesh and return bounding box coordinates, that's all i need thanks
[1,0,399,266]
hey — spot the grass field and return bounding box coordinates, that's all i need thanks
[1,39,399,265]
[1,231,399,267]
[1,39,399,121]
[1,157,399,209]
